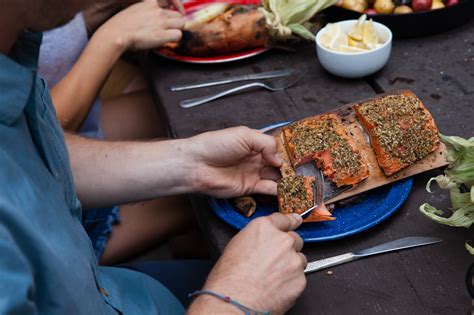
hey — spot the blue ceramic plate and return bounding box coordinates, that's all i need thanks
[209,178,412,242]
[208,121,413,242]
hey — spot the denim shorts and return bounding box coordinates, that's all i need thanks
[82,206,120,259]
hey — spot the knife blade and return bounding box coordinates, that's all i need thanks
[170,69,295,91]
[304,236,442,274]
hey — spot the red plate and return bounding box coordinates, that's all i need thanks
[155,0,269,64]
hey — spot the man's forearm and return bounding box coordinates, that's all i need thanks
[66,134,196,208]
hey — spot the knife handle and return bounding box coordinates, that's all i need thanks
[171,78,236,91]
[304,253,356,274]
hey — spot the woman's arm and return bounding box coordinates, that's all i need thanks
[51,0,184,131]
[50,27,123,131]
[83,0,122,35]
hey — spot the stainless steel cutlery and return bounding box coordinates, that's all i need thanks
[304,236,443,274]
[170,69,295,91]
[173,69,303,108]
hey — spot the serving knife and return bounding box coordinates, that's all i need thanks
[170,69,295,91]
[304,236,442,274]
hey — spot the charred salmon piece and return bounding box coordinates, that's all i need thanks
[354,91,440,176]
[277,175,334,222]
[282,113,369,187]
[176,6,269,56]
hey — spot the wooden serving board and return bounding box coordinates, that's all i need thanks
[272,89,448,204]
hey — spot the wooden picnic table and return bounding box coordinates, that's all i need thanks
[142,16,474,314]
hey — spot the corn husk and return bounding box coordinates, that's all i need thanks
[419,134,474,254]
[259,0,337,41]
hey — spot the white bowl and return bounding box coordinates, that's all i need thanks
[315,20,392,79]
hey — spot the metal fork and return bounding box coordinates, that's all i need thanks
[299,167,325,219]
[179,70,305,109]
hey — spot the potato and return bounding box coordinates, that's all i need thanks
[374,0,395,13]
[342,0,369,12]
[394,4,414,12]
[431,1,445,9]
[363,8,379,14]
[411,0,432,11]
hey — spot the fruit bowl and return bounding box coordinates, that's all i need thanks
[325,0,473,37]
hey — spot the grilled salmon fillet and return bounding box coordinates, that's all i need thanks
[354,91,440,176]
[277,175,334,222]
[278,175,315,215]
[282,113,369,187]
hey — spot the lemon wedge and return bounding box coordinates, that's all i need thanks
[337,45,368,53]
[319,33,333,48]
[362,19,379,46]
[319,15,382,53]
[332,33,349,50]
[348,14,366,41]
[348,37,368,49]
[320,23,348,50]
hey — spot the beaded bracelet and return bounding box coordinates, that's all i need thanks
[188,290,270,315]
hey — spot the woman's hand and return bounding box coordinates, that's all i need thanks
[97,0,185,52]
[155,0,185,14]
[187,126,283,198]
[121,0,185,14]
[85,1,185,34]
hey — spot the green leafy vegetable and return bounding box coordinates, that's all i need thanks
[466,242,474,254]
[260,0,337,41]
[419,134,474,254]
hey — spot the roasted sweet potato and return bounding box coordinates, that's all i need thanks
[175,6,269,56]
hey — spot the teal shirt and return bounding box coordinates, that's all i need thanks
[0,32,184,314]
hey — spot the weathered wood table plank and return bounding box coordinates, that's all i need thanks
[147,43,375,137]
[371,19,474,139]
[143,18,474,313]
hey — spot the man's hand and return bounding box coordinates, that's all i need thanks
[188,213,307,314]
[99,0,185,52]
[188,126,283,198]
